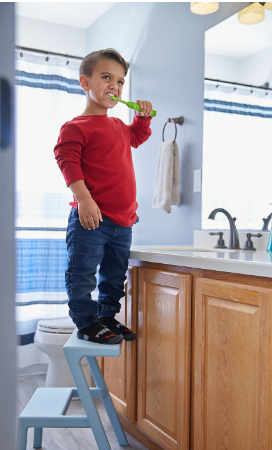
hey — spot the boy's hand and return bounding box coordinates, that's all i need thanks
[136,100,153,118]
[78,197,103,230]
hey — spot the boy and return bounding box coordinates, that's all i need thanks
[54,49,153,344]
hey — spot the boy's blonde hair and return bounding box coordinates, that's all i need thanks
[80,49,129,77]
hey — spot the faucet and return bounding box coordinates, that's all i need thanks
[262,213,272,231]
[208,208,240,249]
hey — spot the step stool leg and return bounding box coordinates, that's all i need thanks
[33,427,43,448]
[86,356,128,446]
[16,420,28,450]
[67,355,112,450]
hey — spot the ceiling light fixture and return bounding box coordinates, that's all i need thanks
[190,2,219,15]
[238,2,265,24]
[190,2,271,24]
[264,2,272,9]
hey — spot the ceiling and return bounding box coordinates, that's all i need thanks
[15,2,115,30]
[205,8,272,59]
[15,2,272,59]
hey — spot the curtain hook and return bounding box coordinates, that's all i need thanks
[20,46,23,58]
[66,55,69,65]
[46,52,49,62]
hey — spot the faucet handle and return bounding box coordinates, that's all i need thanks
[209,231,227,249]
[242,233,262,251]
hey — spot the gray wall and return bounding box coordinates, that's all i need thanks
[0,3,16,450]
[86,2,248,245]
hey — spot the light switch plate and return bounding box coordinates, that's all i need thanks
[194,169,202,193]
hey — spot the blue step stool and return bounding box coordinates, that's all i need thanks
[17,329,128,450]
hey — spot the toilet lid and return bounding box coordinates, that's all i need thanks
[37,317,76,334]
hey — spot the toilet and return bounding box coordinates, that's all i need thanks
[34,316,93,388]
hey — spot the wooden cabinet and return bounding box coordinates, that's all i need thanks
[101,261,272,450]
[191,277,272,450]
[137,268,191,450]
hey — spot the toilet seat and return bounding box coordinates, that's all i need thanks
[37,317,75,334]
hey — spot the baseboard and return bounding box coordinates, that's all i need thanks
[118,413,165,450]
[17,363,48,377]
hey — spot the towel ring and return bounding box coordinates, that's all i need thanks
[162,116,184,143]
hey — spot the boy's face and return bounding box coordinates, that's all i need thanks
[80,58,125,114]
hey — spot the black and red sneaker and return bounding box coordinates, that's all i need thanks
[77,322,123,344]
[99,317,137,341]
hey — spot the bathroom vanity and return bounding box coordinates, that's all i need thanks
[98,244,272,450]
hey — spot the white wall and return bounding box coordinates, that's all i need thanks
[15,15,86,57]
[205,46,272,87]
[205,53,239,82]
[238,46,272,86]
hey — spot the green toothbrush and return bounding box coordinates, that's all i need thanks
[111,96,157,117]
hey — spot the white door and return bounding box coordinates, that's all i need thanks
[0,3,16,450]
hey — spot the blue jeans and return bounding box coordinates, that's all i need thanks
[65,207,138,329]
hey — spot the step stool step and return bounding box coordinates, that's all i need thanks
[20,386,107,420]
[63,330,122,358]
[20,388,75,418]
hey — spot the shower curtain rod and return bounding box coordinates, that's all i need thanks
[205,77,272,92]
[15,45,84,61]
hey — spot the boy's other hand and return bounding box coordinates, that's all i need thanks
[78,197,103,230]
[136,100,153,118]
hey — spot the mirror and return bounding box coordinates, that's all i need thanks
[202,5,272,231]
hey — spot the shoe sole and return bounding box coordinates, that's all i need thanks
[77,332,123,344]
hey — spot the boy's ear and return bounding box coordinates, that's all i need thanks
[79,75,89,91]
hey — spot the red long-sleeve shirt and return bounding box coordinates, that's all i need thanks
[54,114,152,227]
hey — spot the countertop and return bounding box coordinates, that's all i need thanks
[129,245,272,278]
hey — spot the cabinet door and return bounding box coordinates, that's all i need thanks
[192,278,272,450]
[138,268,191,450]
[103,265,137,422]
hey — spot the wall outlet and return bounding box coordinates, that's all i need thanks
[194,169,202,193]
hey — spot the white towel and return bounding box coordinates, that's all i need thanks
[152,140,181,213]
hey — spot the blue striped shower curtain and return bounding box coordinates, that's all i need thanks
[202,81,272,230]
[15,51,85,345]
